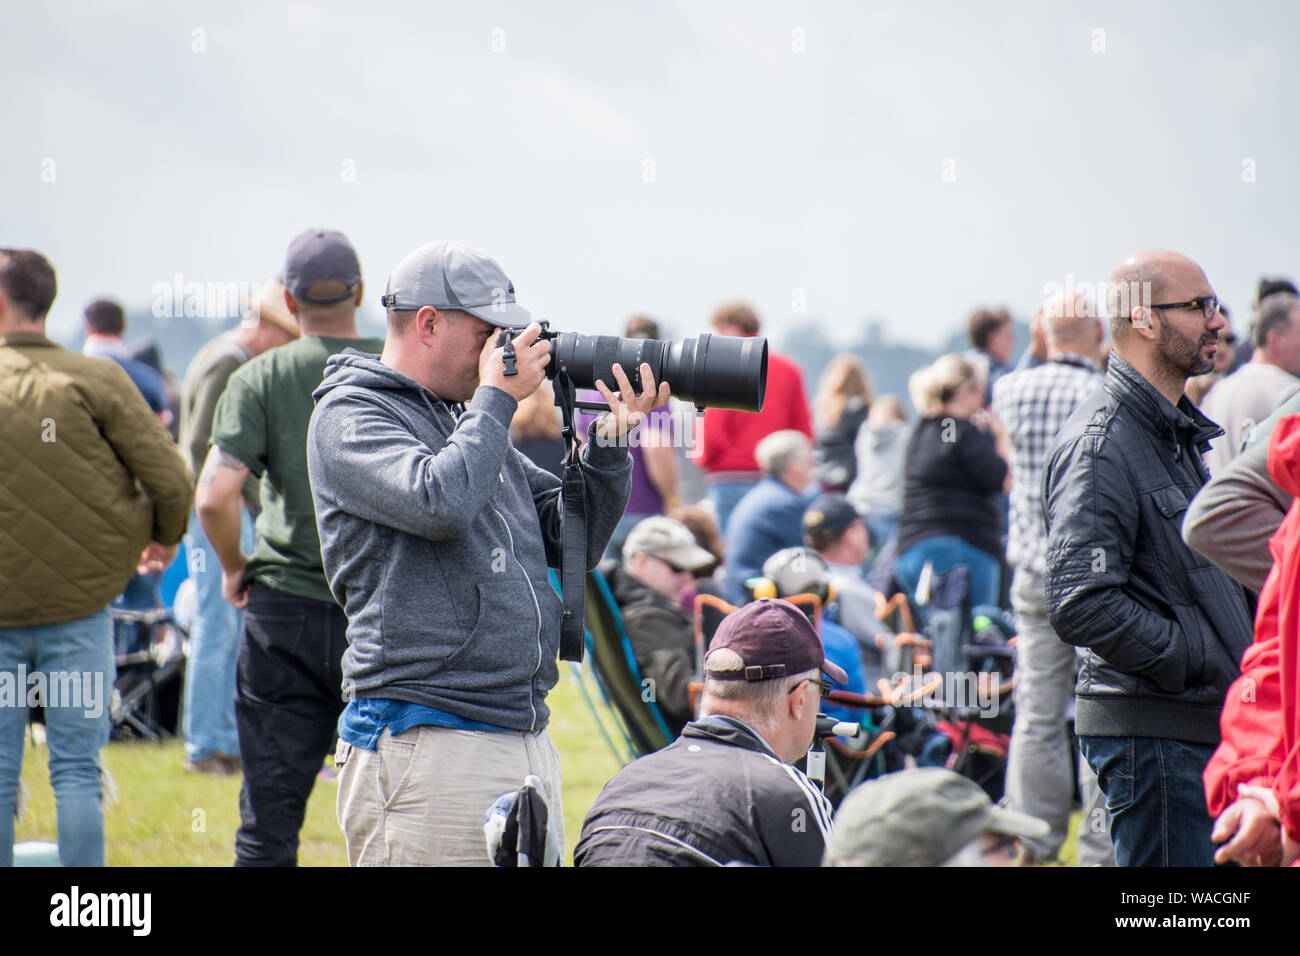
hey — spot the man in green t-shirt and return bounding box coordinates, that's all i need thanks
[197,229,384,866]
[177,279,298,777]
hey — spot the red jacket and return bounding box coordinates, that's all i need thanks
[1205,414,1300,846]
[697,348,812,477]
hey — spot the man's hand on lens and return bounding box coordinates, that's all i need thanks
[593,362,671,443]
[1212,796,1283,866]
[480,322,550,402]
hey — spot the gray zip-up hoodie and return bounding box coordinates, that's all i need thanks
[307,350,632,732]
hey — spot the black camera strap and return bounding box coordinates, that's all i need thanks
[554,372,587,663]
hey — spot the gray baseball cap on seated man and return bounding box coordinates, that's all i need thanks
[379,240,532,328]
[622,516,715,572]
[283,228,363,305]
[823,767,1050,866]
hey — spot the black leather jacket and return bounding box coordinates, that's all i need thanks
[1042,354,1254,744]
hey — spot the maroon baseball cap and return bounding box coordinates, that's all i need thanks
[704,598,849,685]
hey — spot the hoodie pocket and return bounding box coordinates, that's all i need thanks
[428,583,490,677]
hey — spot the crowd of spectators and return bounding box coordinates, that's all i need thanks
[5,237,1300,868]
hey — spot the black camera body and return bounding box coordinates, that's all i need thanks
[497,323,767,413]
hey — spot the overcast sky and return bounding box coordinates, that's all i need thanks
[3,0,1297,350]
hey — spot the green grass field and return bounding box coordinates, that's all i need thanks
[15,668,622,866]
[15,670,1081,865]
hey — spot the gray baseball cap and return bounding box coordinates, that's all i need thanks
[380,240,531,328]
[823,768,1050,866]
[283,229,362,304]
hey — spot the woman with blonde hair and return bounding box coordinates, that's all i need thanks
[894,353,1012,609]
[812,354,873,491]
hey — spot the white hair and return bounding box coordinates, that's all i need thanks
[701,647,818,722]
[754,430,811,479]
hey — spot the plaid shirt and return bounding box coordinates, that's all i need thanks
[992,353,1103,576]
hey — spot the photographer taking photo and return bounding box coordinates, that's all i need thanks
[307,239,666,866]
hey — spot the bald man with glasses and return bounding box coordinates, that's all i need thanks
[1043,250,1255,866]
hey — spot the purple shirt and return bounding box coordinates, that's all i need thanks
[578,394,674,517]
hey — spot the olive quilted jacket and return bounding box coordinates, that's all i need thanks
[1,331,193,627]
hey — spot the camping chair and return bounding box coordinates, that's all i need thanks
[548,570,640,767]
[870,589,932,681]
[898,561,1019,800]
[109,606,188,742]
[578,567,676,757]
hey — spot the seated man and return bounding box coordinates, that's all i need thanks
[722,429,815,604]
[575,598,843,866]
[823,768,1049,866]
[757,547,872,721]
[802,492,893,678]
[603,516,716,735]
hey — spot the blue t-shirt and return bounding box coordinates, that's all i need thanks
[820,618,870,726]
[339,697,509,750]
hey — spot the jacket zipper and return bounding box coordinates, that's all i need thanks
[427,393,544,732]
[493,503,543,732]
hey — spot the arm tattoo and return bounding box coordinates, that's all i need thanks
[217,449,250,473]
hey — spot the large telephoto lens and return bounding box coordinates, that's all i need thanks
[548,332,768,412]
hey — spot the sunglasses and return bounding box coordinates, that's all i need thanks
[790,677,835,698]
[650,554,691,574]
[1150,295,1220,321]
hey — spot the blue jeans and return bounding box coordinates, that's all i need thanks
[182,508,254,762]
[708,479,758,537]
[1079,735,1217,867]
[894,535,1002,609]
[0,610,115,867]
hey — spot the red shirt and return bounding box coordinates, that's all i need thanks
[696,349,812,477]
[1205,414,1300,847]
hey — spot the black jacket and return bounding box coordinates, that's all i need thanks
[896,415,1008,558]
[813,399,869,490]
[605,562,695,734]
[1043,354,1254,744]
[575,715,834,866]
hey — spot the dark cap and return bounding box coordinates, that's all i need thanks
[284,229,362,305]
[705,598,849,685]
[1258,276,1299,306]
[803,493,861,548]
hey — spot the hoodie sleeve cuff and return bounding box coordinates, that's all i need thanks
[582,418,634,472]
[470,385,520,428]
